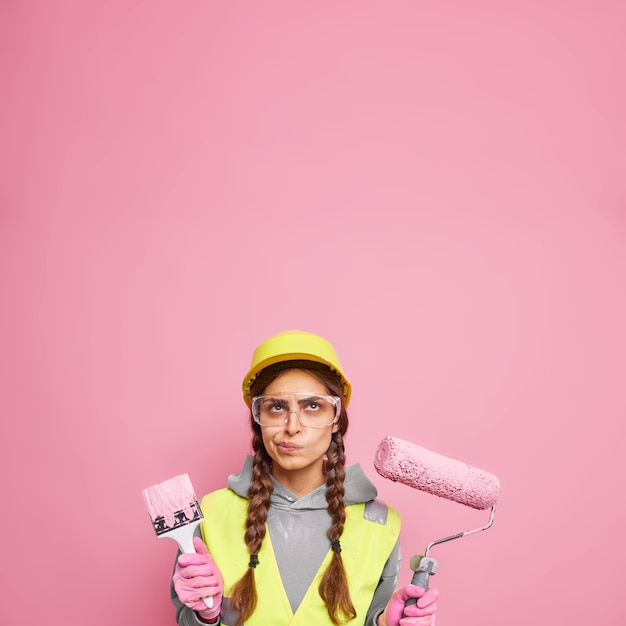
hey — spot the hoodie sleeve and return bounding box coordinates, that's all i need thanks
[364,537,401,626]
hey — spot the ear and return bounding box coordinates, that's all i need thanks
[332,422,339,434]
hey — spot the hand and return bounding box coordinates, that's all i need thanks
[378,585,439,626]
[173,536,223,620]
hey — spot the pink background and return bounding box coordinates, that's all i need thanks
[2,2,625,625]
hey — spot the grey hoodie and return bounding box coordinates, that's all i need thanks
[173,456,401,625]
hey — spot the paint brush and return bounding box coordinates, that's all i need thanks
[142,473,213,609]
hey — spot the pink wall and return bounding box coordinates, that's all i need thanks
[2,2,625,625]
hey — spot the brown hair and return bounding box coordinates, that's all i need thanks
[229,361,357,625]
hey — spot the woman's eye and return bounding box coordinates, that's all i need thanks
[307,402,320,411]
[269,402,286,413]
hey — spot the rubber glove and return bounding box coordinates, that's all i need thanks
[173,536,223,620]
[378,585,439,626]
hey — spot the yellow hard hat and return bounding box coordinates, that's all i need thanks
[242,330,352,407]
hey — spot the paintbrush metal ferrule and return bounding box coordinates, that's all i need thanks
[150,499,203,536]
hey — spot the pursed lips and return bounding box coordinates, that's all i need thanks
[276,442,299,451]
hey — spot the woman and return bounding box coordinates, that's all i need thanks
[171,330,439,626]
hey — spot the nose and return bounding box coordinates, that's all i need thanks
[284,410,302,433]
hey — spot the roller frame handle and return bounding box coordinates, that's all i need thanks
[403,555,438,616]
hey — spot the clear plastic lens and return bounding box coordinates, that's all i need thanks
[252,392,341,428]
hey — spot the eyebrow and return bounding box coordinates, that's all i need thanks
[297,394,325,404]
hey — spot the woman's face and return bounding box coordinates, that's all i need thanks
[259,368,339,496]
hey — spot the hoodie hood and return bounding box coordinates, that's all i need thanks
[227,454,378,509]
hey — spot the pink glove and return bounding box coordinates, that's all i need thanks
[173,536,223,620]
[378,585,439,626]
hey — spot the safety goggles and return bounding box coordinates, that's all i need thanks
[251,392,341,428]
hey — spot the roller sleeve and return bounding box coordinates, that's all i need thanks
[374,436,500,510]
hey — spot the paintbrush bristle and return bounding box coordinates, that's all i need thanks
[142,473,203,536]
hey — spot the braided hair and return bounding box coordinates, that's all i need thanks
[229,362,356,625]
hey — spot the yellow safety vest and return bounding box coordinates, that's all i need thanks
[200,488,401,626]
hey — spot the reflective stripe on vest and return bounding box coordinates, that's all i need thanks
[200,488,401,626]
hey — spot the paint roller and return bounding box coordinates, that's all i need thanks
[374,436,501,610]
